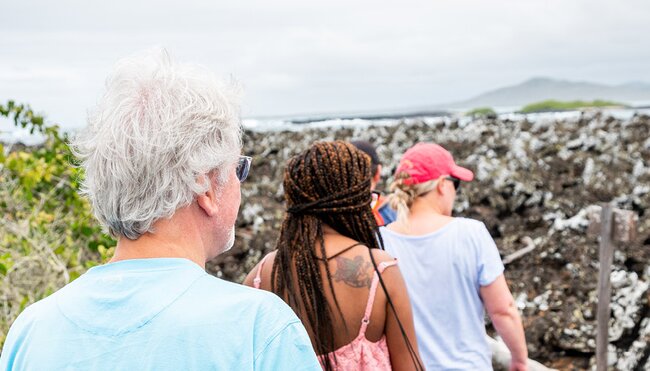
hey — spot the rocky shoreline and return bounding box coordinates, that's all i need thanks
[208,112,650,370]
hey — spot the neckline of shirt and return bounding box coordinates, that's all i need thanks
[87,257,206,274]
[381,217,462,240]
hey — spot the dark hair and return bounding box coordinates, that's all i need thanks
[271,141,421,371]
[350,140,380,176]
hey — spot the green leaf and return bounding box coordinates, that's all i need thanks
[32,116,44,126]
[69,271,81,282]
[81,226,94,237]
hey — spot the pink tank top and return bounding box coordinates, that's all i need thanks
[254,254,397,370]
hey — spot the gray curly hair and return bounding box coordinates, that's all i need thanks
[73,48,242,240]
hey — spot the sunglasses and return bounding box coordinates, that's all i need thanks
[236,156,252,182]
[446,176,461,191]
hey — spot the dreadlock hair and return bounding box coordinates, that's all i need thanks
[271,141,423,371]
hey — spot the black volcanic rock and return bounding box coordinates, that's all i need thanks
[207,112,650,369]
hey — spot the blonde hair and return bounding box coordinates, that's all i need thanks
[388,173,438,225]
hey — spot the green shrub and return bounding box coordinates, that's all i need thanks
[520,99,625,113]
[467,107,497,118]
[0,101,115,346]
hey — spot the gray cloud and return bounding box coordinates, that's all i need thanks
[1,0,649,125]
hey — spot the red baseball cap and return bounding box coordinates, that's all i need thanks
[395,143,474,185]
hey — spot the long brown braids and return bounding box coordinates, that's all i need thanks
[270,141,423,371]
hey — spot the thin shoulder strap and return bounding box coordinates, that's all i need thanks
[324,242,364,261]
[253,254,271,289]
[358,259,398,336]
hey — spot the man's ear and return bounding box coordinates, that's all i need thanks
[196,177,219,217]
[373,164,382,184]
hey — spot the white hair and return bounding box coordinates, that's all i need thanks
[73,48,242,240]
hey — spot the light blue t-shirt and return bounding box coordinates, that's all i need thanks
[0,258,320,371]
[380,218,504,370]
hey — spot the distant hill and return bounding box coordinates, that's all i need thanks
[255,77,650,122]
[449,77,650,109]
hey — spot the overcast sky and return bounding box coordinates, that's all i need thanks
[1,0,649,128]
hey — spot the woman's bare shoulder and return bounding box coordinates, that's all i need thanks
[369,247,397,264]
[242,250,278,287]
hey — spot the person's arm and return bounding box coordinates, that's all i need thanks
[480,274,528,371]
[242,263,259,287]
[381,259,423,371]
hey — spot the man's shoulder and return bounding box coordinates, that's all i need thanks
[194,274,277,300]
[15,289,63,323]
[2,291,61,353]
[186,275,307,355]
[189,274,300,321]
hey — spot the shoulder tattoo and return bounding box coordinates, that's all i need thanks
[332,255,374,288]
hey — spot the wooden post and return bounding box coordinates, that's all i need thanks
[596,203,614,371]
[587,203,638,371]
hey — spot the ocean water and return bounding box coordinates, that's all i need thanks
[2,107,650,146]
[241,107,650,132]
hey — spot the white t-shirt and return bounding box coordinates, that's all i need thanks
[380,217,504,370]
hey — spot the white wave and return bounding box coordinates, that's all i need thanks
[4,108,649,143]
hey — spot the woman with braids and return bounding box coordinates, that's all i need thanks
[381,142,528,371]
[243,141,423,371]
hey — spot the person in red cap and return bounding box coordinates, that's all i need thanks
[380,142,528,371]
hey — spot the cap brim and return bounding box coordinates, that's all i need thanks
[451,165,474,181]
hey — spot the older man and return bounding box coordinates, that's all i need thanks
[0,50,320,370]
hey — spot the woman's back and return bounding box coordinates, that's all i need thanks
[381,217,504,369]
[247,235,396,356]
[243,140,422,371]
[385,141,527,370]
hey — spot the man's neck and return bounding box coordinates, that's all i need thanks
[110,208,207,268]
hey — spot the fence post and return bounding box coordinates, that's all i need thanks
[596,203,614,371]
[588,203,638,370]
